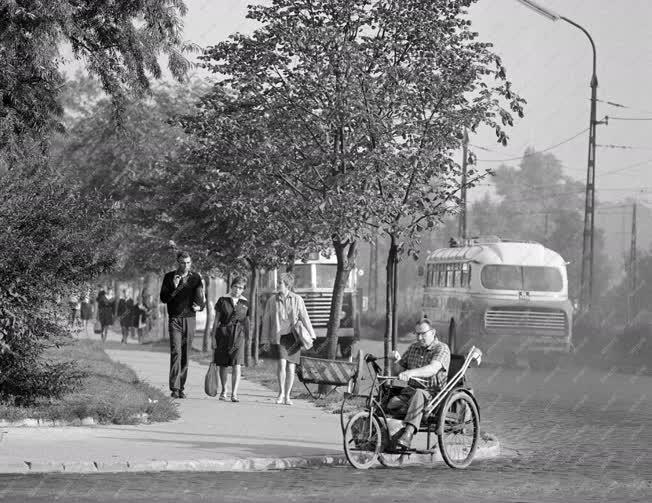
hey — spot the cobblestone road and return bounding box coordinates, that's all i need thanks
[1,349,650,502]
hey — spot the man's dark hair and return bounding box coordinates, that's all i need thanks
[176,250,191,261]
[231,276,247,288]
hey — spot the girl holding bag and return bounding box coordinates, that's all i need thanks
[210,276,250,402]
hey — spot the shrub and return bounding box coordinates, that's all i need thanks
[0,171,118,404]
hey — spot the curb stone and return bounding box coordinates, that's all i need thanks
[0,438,500,474]
[0,417,96,428]
[0,414,148,428]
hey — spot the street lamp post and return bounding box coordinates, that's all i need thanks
[515,0,602,312]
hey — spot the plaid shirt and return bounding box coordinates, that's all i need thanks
[398,338,451,390]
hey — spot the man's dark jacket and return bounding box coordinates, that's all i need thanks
[159,271,204,318]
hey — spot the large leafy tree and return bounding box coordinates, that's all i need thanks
[53,79,211,275]
[199,0,524,359]
[159,97,331,360]
[0,1,191,401]
[0,0,193,169]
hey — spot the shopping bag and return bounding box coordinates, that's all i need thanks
[204,362,219,397]
[93,320,102,334]
[292,319,314,351]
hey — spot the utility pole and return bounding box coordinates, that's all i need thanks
[627,202,637,325]
[458,128,469,240]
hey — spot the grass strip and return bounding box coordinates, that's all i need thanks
[0,339,178,424]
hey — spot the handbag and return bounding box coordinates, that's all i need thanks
[292,319,314,350]
[93,320,102,334]
[204,362,219,397]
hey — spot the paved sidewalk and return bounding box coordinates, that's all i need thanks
[0,335,500,473]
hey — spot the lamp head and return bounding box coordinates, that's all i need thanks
[515,0,560,21]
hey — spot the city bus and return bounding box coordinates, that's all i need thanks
[421,237,573,367]
[259,252,360,357]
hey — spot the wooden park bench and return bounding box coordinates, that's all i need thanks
[296,349,365,399]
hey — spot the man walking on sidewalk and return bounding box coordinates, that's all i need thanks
[160,251,205,399]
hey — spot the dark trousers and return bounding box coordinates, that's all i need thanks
[169,316,195,392]
[388,387,433,431]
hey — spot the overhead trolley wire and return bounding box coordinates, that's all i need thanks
[475,127,589,163]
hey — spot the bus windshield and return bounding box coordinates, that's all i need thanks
[315,264,338,288]
[293,264,313,289]
[481,265,563,292]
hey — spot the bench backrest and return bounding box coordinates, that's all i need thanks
[298,356,358,386]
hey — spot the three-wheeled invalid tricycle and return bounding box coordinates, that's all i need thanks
[340,346,483,469]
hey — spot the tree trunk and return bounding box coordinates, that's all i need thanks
[249,266,260,366]
[247,264,259,367]
[325,239,357,360]
[286,252,295,273]
[391,251,399,351]
[384,234,398,374]
[202,275,212,352]
[113,279,119,316]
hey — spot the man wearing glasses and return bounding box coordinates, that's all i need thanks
[388,318,451,450]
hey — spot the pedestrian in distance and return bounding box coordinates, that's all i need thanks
[117,289,134,344]
[80,292,93,335]
[261,272,315,405]
[160,251,205,399]
[210,276,249,402]
[96,289,115,343]
[387,318,451,451]
[133,293,150,344]
[68,293,81,328]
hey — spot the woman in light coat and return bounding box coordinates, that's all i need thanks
[261,272,315,405]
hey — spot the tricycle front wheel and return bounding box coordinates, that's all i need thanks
[343,411,382,469]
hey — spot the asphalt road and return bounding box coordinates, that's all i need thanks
[1,337,649,502]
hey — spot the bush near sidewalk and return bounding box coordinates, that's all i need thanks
[0,339,178,424]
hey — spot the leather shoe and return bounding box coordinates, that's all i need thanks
[395,426,415,450]
[178,390,187,399]
[171,391,180,399]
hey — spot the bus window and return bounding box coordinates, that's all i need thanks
[481,265,522,290]
[293,264,313,289]
[523,266,563,292]
[461,263,470,287]
[315,264,338,288]
[262,270,276,289]
[446,264,455,288]
[453,264,462,287]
